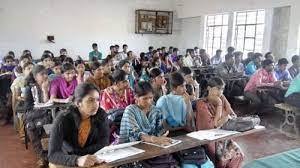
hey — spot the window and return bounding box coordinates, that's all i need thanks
[234,10,265,53]
[204,14,229,57]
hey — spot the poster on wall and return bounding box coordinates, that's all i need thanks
[135,10,173,34]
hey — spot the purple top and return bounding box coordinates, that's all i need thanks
[50,76,77,99]
[1,65,15,72]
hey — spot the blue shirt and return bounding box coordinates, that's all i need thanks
[245,61,257,76]
[275,68,291,81]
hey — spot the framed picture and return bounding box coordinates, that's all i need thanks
[135,10,173,34]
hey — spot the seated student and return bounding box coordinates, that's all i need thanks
[242,52,254,67]
[264,52,274,62]
[14,54,32,77]
[118,59,135,89]
[50,63,78,103]
[48,59,62,81]
[48,83,109,168]
[211,49,222,65]
[139,58,151,82]
[224,47,235,59]
[149,68,168,103]
[245,53,262,76]
[156,72,194,130]
[200,49,211,66]
[86,61,112,90]
[10,62,34,138]
[179,67,200,99]
[244,59,282,106]
[89,43,103,61]
[234,51,245,73]
[285,74,300,108]
[196,77,244,168]
[75,59,90,83]
[275,58,291,81]
[100,69,134,111]
[23,65,50,167]
[41,53,54,75]
[288,55,300,79]
[1,55,15,73]
[182,49,194,67]
[63,57,74,65]
[216,54,243,79]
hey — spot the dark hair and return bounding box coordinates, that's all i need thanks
[110,45,115,50]
[127,51,132,57]
[92,43,97,48]
[262,59,274,68]
[216,49,222,53]
[43,50,54,58]
[264,52,272,59]
[63,57,74,65]
[186,84,194,96]
[234,51,243,57]
[3,55,14,62]
[25,65,47,86]
[194,47,199,50]
[118,59,130,69]
[75,59,85,67]
[179,67,192,76]
[74,83,100,103]
[8,51,15,57]
[22,50,31,56]
[207,77,225,88]
[112,69,127,84]
[149,67,162,79]
[253,53,263,59]
[23,62,34,70]
[173,48,178,53]
[291,55,300,63]
[90,61,104,72]
[20,54,32,61]
[61,63,75,73]
[170,72,185,89]
[60,48,67,53]
[123,44,128,48]
[149,46,154,50]
[227,46,235,53]
[278,58,289,65]
[52,57,62,67]
[135,81,153,97]
[41,53,52,62]
[115,45,119,48]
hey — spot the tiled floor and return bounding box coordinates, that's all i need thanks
[0,107,299,168]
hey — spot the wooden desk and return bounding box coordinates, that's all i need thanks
[94,127,265,168]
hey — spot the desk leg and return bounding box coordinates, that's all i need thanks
[280,110,299,137]
[51,108,56,120]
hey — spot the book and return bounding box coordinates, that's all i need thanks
[142,138,182,148]
[187,129,239,141]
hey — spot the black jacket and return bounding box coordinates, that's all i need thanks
[48,106,110,167]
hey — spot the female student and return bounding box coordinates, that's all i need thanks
[196,77,244,168]
[50,63,78,103]
[86,61,112,90]
[149,68,168,103]
[100,69,134,111]
[23,65,50,167]
[75,59,90,83]
[48,83,110,167]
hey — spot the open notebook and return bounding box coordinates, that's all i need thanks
[142,138,182,148]
[94,141,144,163]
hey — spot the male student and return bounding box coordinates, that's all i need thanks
[89,43,102,61]
[245,52,263,76]
[288,55,300,79]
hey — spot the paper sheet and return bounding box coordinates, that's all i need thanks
[142,139,182,148]
[187,129,239,140]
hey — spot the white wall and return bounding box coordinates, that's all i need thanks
[175,0,300,57]
[0,0,180,59]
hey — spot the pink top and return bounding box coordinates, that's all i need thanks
[244,68,277,92]
[50,76,78,99]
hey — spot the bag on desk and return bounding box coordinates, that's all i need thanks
[141,154,177,168]
[175,146,207,166]
[221,115,260,132]
[24,109,52,131]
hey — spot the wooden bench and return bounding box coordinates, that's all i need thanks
[275,103,299,137]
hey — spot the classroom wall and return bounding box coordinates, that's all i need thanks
[175,0,300,59]
[0,0,180,60]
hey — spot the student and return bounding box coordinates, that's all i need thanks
[41,53,54,75]
[149,68,168,103]
[179,67,200,99]
[75,59,90,83]
[48,83,109,167]
[59,48,68,63]
[234,51,245,73]
[288,55,300,79]
[285,74,300,108]
[10,62,34,137]
[63,57,74,65]
[216,54,242,79]
[275,58,291,81]
[242,52,254,66]
[89,43,102,61]
[264,52,274,61]
[156,72,194,130]
[196,77,244,168]
[85,61,112,90]
[146,46,154,59]
[50,63,78,103]
[225,46,235,58]
[109,45,116,56]
[244,59,282,106]
[116,44,128,61]
[182,49,194,67]
[1,55,15,73]
[118,59,135,89]
[48,59,62,81]
[200,49,210,66]
[245,53,263,76]
[100,69,134,111]
[130,51,142,76]
[23,65,50,167]
[14,54,32,77]
[211,49,222,65]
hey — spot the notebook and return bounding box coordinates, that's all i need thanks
[142,138,182,148]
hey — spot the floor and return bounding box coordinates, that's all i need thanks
[0,106,299,168]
